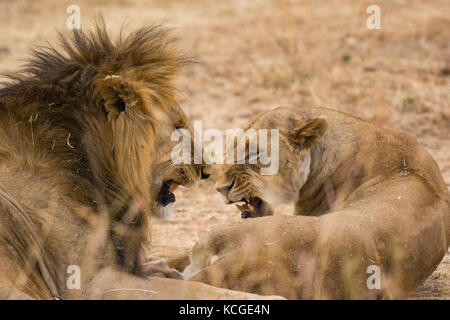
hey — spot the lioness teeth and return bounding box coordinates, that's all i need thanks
[235,203,255,213]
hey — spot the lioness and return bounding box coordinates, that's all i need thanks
[186,106,450,299]
[0,23,277,300]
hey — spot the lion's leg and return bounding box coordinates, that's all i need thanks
[81,266,285,300]
[140,258,184,279]
[140,250,191,279]
[166,250,191,271]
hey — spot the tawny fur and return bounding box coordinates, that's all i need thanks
[0,22,201,299]
[189,106,450,299]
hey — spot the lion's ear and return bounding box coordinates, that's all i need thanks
[289,117,328,149]
[100,75,138,115]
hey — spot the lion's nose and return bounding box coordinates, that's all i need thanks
[215,180,234,200]
[201,167,211,180]
[216,185,230,197]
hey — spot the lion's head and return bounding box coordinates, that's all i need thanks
[3,23,210,221]
[73,26,211,222]
[215,107,327,218]
[1,23,210,274]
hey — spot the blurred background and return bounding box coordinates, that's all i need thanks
[1,0,449,298]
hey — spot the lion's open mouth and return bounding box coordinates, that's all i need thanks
[234,197,273,219]
[157,180,179,207]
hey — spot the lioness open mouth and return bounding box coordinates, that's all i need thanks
[234,197,274,219]
[157,180,179,207]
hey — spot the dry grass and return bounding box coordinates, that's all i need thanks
[1,0,448,299]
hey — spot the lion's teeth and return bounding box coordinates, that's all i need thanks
[235,204,246,212]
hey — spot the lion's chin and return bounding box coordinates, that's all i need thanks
[234,197,274,219]
[155,202,175,220]
[154,180,179,220]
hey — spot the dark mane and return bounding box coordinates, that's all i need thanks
[0,21,186,99]
[0,22,187,208]
[0,21,197,294]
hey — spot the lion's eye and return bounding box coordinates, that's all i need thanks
[175,119,187,130]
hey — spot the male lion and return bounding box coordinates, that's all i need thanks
[185,106,450,299]
[0,23,276,300]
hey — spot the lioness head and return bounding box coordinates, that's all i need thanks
[215,107,327,218]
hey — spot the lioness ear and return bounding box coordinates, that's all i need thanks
[100,75,138,115]
[289,117,328,149]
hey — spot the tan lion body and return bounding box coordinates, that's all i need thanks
[0,24,278,300]
[188,106,450,299]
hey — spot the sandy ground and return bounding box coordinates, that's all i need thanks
[1,0,449,299]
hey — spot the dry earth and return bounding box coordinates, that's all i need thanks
[1,0,449,299]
